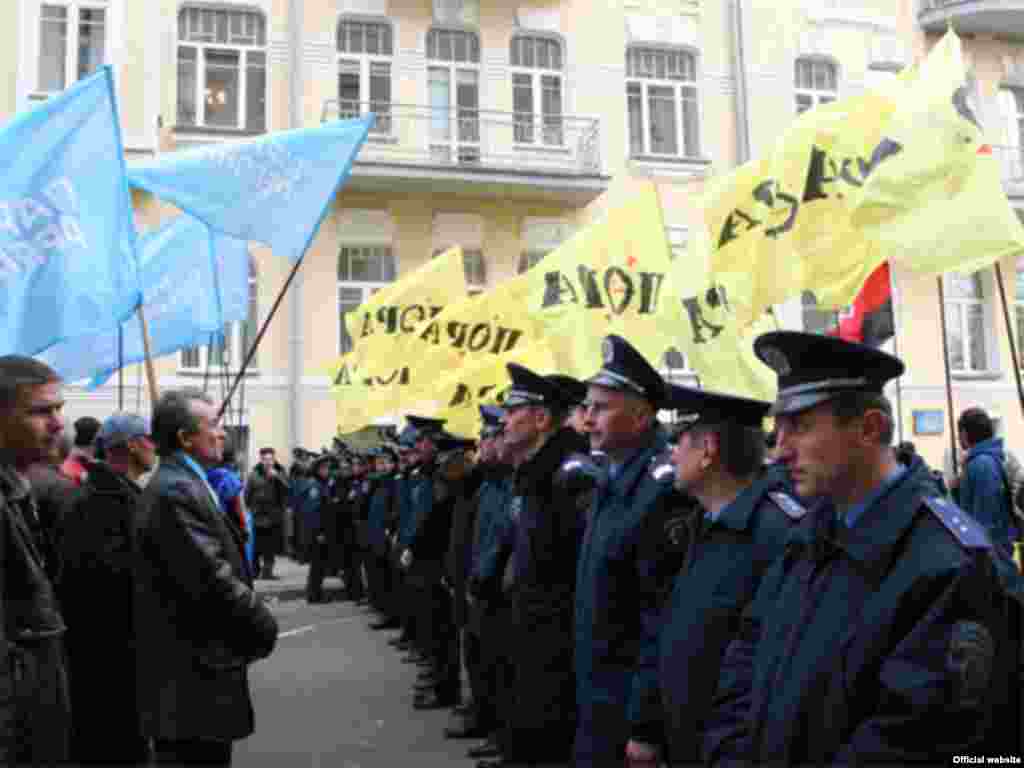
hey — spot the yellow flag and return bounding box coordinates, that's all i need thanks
[524,182,680,368]
[706,28,1024,327]
[326,246,468,423]
[671,222,777,401]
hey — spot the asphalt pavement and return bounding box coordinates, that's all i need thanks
[236,571,481,768]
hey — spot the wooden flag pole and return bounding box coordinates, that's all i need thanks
[994,262,1024,417]
[936,277,959,476]
[217,251,307,423]
[137,304,160,409]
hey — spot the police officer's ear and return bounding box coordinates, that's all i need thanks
[698,429,719,470]
[851,407,893,449]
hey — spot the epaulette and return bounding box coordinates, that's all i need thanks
[650,457,675,484]
[768,491,807,521]
[921,496,992,550]
[559,454,601,481]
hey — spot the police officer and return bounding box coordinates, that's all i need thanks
[704,331,1022,765]
[626,385,803,767]
[446,407,503,740]
[303,454,336,604]
[574,335,687,768]
[387,427,421,654]
[367,446,401,628]
[476,364,598,768]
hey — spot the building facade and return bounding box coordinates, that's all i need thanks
[7,0,1020,474]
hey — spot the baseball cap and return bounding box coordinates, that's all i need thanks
[97,412,152,449]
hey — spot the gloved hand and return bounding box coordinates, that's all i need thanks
[400,548,413,569]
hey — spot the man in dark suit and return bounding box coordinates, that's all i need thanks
[134,389,278,767]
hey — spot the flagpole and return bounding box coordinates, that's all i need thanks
[217,252,307,423]
[936,277,959,476]
[117,324,124,411]
[889,266,904,445]
[994,262,1024,417]
[137,304,160,409]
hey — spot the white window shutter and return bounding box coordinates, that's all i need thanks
[997,88,1022,180]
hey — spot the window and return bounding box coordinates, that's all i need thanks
[661,347,694,384]
[36,1,107,96]
[181,254,260,371]
[433,247,487,293]
[337,18,393,134]
[1017,256,1024,368]
[338,245,396,354]
[177,6,267,132]
[998,88,1024,180]
[427,28,481,165]
[795,57,837,115]
[510,35,564,146]
[944,271,990,373]
[801,290,838,335]
[626,46,700,159]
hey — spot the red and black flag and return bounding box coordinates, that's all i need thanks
[829,262,894,348]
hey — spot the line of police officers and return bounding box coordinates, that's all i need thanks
[304,330,1024,767]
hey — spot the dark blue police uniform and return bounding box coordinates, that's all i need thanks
[704,331,1023,765]
[573,335,687,767]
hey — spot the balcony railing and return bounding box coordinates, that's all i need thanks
[320,101,602,177]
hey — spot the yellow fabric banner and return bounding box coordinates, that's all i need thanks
[705,29,1024,327]
[327,246,467,432]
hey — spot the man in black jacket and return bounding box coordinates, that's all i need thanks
[479,363,599,768]
[135,389,277,766]
[245,447,289,579]
[0,356,71,766]
[61,412,156,765]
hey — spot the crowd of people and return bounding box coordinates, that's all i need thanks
[0,328,1022,766]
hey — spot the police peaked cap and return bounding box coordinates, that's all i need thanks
[545,374,588,407]
[479,404,506,438]
[753,331,905,417]
[434,432,477,453]
[586,334,666,407]
[406,414,447,436]
[504,363,576,409]
[665,383,771,430]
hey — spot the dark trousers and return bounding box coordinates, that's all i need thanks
[463,626,487,720]
[418,581,458,698]
[344,546,365,601]
[305,536,330,602]
[367,552,393,613]
[253,523,282,577]
[153,739,232,767]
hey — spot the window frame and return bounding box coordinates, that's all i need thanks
[179,252,260,373]
[176,5,268,133]
[509,33,565,148]
[944,271,994,375]
[426,26,482,165]
[800,290,839,335]
[794,56,838,116]
[625,44,701,161]
[337,243,397,355]
[32,0,109,99]
[336,16,394,135]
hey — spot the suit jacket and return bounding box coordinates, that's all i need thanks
[134,454,278,742]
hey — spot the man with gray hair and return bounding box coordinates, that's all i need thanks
[134,389,278,766]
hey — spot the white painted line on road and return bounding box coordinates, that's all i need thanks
[280,614,363,639]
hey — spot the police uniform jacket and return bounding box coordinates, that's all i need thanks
[574,429,685,767]
[134,454,278,743]
[704,455,1019,766]
[466,467,514,603]
[446,465,486,627]
[366,473,397,556]
[639,467,802,763]
[407,461,456,585]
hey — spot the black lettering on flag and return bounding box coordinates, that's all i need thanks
[681,296,725,345]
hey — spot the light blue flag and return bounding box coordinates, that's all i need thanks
[41,214,250,387]
[0,66,140,355]
[127,115,374,262]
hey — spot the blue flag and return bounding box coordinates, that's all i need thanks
[127,115,374,262]
[41,214,249,387]
[0,66,140,355]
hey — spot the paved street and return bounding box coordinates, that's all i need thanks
[235,595,479,768]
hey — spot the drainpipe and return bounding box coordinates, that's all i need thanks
[730,0,752,164]
[287,0,304,453]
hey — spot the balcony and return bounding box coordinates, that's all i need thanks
[918,0,1024,38]
[320,101,608,205]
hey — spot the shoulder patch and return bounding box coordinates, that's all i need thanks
[768,492,807,521]
[922,496,992,550]
[310,487,319,499]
